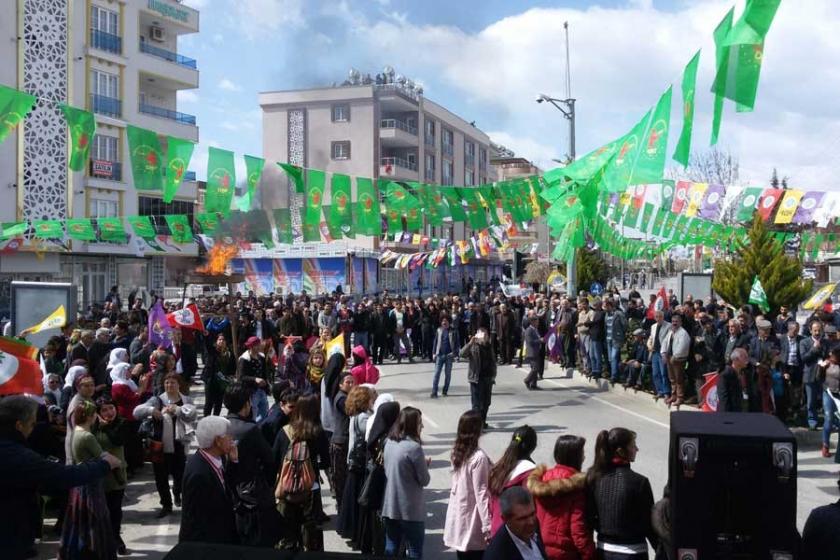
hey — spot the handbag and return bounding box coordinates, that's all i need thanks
[357,440,386,509]
[348,417,367,474]
[145,439,164,463]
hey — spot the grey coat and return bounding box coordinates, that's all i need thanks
[524,325,542,360]
[800,336,827,384]
[381,438,430,522]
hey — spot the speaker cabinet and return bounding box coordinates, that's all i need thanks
[669,412,798,560]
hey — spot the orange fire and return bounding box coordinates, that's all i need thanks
[196,243,239,276]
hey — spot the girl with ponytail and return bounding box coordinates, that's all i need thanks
[487,425,538,535]
[586,427,658,559]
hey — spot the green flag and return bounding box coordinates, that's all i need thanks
[164,136,194,203]
[0,85,36,145]
[59,105,95,171]
[603,109,651,193]
[164,215,192,243]
[711,8,734,145]
[355,178,381,236]
[32,220,64,240]
[303,169,325,242]
[237,155,265,211]
[0,222,27,240]
[195,212,220,235]
[405,205,423,232]
[97,217,126,243]
[329,173,354,238]
[661,180,675,211]
[273,208,293,244]
[321,205,342,240]
[630,86,672,185]
[277,163,305,194]
[126,215,157,239]
[385,206,402,234]
[748,275,770,313]
[651,208,668,237]
[641,203,655,232]
[419,184,445,227]
[66,218,95,241]
[205,147,236,216]
[440,186,466,221]
[624,202,641,229]
[673,50,701,166]
[544,140,619,185]
[736,187,762,221]
[459,188,488,230]
[126,125,164,191]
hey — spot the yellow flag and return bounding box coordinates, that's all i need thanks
[411,233,421,245]
[325,333,345,358]
[803,283,837,310]
[774,190,804,224]
[19,305,66,336]
[685,183,708,217]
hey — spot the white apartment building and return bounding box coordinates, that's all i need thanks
[259,69,504,293]
[0,0,200,314]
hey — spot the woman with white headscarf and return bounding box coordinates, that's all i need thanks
[365,393,395,442]
[64,367,96,465]
[110,362,151,477]
[107,348,129,372]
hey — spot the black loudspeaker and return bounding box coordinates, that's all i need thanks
[669,412,798,560]
[164,542,389,560]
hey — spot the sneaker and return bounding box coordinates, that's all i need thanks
[822,444,831,458]
[442,391,448,397]
[156,506,172,519]
[174,495,182,507]
[429,392,438,399]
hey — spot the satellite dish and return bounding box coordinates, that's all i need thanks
[383,65,394,76]
[396,74,406,85]
[416,86,423,95]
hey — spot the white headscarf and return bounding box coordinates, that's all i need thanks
[110,362,138,392]
[64,365,88,390]
[365,392,395,442]
[106,347,129,370]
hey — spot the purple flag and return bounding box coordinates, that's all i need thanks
[793,191,825,224]
[699,184,725,220]
[148,301,173,349]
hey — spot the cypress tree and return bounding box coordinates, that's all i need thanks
[712,214,812,314]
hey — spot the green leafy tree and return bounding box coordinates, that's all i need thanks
[575,248,609,292]
[712,214,811,314]
[524,261,551,285]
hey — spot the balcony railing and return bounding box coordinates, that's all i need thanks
[374,83,420,102]
[90,29,122,54]
[90,94,122,118]
[381,157,417,171]
[139,41,197,69]
[380,119,417,135]
[424,134,435,147]
[89,160,122,181]
[442,143,454,157]
[139,103,196,125]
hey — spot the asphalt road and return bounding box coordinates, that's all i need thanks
[37,357,838,558]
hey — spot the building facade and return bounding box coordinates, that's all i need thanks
[258,70,503,295]
[0,0,200,316]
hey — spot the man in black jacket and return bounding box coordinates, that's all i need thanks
[485,486,548,560]
[460,327,497,428]
[717,348,762,412]
[0,396,121,560]
[179,416,238,546]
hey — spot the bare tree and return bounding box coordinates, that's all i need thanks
[685,148,740,185]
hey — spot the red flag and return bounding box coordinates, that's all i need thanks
[671,181,691,214]
[167,303,204,331]
[0,336,40,361]
[757,188,783,221]
[700,372,720,412]
[654,286,669,312]
[632,185,647,209]
[0,351,43,396]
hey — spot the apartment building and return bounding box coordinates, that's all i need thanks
[259,69,504,294]
[0,0,200,312]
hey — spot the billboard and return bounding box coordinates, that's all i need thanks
[273,259,303,294]
[365,258,378,294]
[351,257,364,294]
[302,258,345,295]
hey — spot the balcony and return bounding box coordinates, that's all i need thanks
[90,29,122,54]
[381,119,416,135]
[139,103,196,125]
[90,94,122,118]
[442,143,454,157]
[89,160,122,181]
[380,156,419,180]
[139,41,197,69]
[380,119,419,148]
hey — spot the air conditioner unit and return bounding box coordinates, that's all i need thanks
[150,26,165,42]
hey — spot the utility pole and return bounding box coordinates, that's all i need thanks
[536,21,577,295]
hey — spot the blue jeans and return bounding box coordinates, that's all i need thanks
[432,355,453,396]
[354,331,370,354]
[589,340,604,375]
[384,518,424,558]
[651,352,671,396]
[823,390,840,445]
[251,388,268,423]
[608,341,622,382]
[805,381,823,429]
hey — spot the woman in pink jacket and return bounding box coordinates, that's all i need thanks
[444,410,492,559]
[350,345,380,386]
[488,425,538,535]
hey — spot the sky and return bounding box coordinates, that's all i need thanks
[177,0,840,190]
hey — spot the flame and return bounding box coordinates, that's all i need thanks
[196,243,239,275]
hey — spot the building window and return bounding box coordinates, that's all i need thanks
[91,5,118,35]
[332,104,350,122]
[92,134,118,162]
[465,169,475,186]
[424,119,435,146]
[89,198,118,218]
[479,147,488,169]
[465,140,475,167]
[442,128,454,157]
[443,160,454,184]
[332,141,351,160]
[139,196,194,235]
[90,70,120,116]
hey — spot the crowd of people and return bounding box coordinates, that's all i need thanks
[1,281,840,559]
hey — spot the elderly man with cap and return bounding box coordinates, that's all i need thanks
[576,298,593,377]
[622,328,650,391]
[179,416,239,545]
[585,299,606,380]
[749,318,780,366]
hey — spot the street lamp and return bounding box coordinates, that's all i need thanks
[536,92,578,295]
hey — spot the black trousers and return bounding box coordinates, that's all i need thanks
[372,335,387,364]
[470,379,493,424]
[153,443,185,508]
[204,383,225,417]
[105,489,125,544]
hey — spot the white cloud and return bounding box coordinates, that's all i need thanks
[232,0,306,39]
[487,131,559,171]
[332,0,839,189]
[177,90,199,104]
[218,78,242,92]
[211,33,224,45]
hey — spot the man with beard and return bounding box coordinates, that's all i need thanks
[460,326,497,429]
[496,303,516,365]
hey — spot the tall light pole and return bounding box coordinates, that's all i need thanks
[536,21,577,295]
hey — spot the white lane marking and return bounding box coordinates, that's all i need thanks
[544,377,670,429]
[421,412,440,428]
